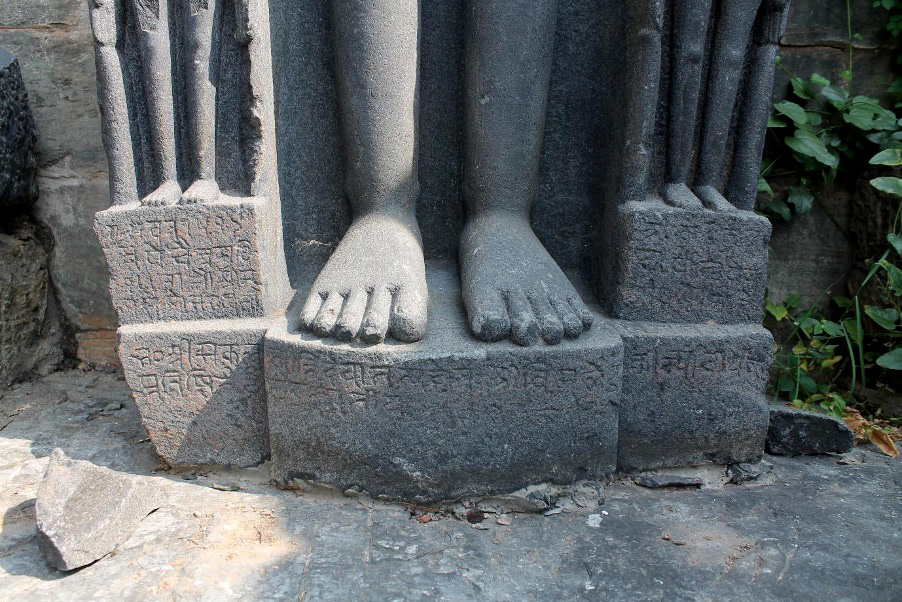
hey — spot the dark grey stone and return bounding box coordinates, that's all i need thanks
[35,448,166,571]
[0,47,37,211]
[0,219,65,386]
[267,266,622,503]
[94,197,289,324]
[767,404,855,456]
[615,321,773,472]
[727,462,767,484]
[604,200,772,324]
[634,474,703,489]
[118,318,271,467]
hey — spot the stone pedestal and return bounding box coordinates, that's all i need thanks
[264,267,623,503]
[94,197,288,324]
[119,319,271,467]
[96,197,290,467]
[604,200,771,324]
[614,321,773,472]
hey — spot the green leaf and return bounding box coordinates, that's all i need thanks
[810,73,830,87]
[787,187,814,214]
[775,101,809,126]
[870,148,902,166]
[821,320,846,337]
[879,259,902,295]
[785,130,839,169]
[785,294,802,309]
[843,97,898,131]
[790,78,814,101]
[843,318,861,344]
[758,175,774,198]
[834,296,853,309]
[798,374,818,395]
[876,348,902,370]
[888,233,902,256]
[766,301,789,321]
[821,85,849,108]
[767,198,791,221]
[768,116,788,128]
[865,305,899,330]
[870,177,902,197]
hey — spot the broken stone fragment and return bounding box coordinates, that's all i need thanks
[36,449,166,571]
[633,475,703,489]
[767,405,855,456]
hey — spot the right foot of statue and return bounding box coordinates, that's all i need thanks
[663,182,703,210]
[300,212,428,344]
[140,180,181,206]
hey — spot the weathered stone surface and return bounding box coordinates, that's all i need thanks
[634,475,703,489]
[0,48,37,210]
[119,319,270,467]
[36,448,165,571]
[95,198,278,325]
[266,267,622,503]
[767,404,855,456]
[604,201,772,324]
[0,219,64,386]
[614,321,773,472]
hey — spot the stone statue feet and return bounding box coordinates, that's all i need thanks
[696,185,737,212]
[300,212,428,344]
[140,180,181,207]
[180,179,220,204]
[460,213,593,347]
[663,183,703,210]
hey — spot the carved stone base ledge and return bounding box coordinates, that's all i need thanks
[613,321,773,472]
[119,318,272,467]
[264,267,622,503]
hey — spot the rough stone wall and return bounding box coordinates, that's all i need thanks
[767,0,899,304]
[0,0,119,368]
[0,0,895,363]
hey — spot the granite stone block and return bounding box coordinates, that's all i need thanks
[265,267,622,503]
[95,198,276,324]
[614,321,773,472]
[119,318,271,467]
[767,404,854,456]
[605,201,772,324]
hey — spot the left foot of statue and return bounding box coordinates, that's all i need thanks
[695,185,736,212]
[460,213,593,347]
[180,179,220,204]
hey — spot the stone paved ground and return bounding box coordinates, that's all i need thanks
[0,370,900,601]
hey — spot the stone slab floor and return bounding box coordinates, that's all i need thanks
[0,370,899,601]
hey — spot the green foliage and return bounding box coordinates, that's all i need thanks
[759,67,902,222]
[763,0,902,426]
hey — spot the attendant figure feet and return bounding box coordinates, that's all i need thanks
[180,179,220,204]
[460,213,593,347]
[695,185,737,212]
[300,212,428,344]
[140,180,181,206]
[663,182,703,210]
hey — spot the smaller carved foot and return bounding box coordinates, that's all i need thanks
[180,179,220,204]
[664,183,703,210]
[695,185,737,212]
[140,180,181,207]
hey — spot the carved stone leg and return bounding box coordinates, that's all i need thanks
[727,0,791,211]
[664,0,712,209]
[299,0,427,345]
[88,0,137,206]
[695,0,762,212]
[181,0,222,204]
[460,0,593,347]
[131,0,180,206]
[622,0,664,205]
